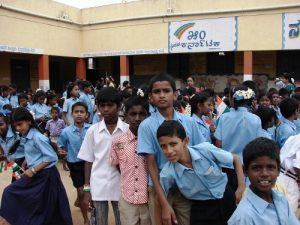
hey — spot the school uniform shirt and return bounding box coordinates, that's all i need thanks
[0,96,10,111]
[45,119,65,137]
[111,129,148,204]
[62,97,80,124]
[258,128,273,140]
[272,106,283,122]
[137,109,206,185]
[79,92,94,123]
[192,113,211,143]
[294,117,300,134]
[214,107,261,160]
[0,126,24,160]
[275,118,297,148]
[160,143,233,200]
[228,188,300,225]
[58,123,91,163]
[23,128,58,168]
[9,95,19,108]
[77,118,129,201]
[31,103,50,119]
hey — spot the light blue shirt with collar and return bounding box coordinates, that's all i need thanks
[0,126,24,160]
[63,97,80,124]
[10,95,19,108]
[31,103,50,119]
[192,113,211,143]
[259,128,273,140]
[294,117,300,134]
[275,117,297,148]
[137,109,206,185]
[228,188,300,225]
[160,143,233,200]
[214,107,261,159]
[0,96,10,110]
[58,123,91,163]
[23,128,57,168]
[272,106,283,122]
[79,92,94,123]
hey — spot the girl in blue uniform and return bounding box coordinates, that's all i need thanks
[0,107,72,225]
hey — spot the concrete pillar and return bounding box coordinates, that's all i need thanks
[76,58,86,80]
[120,55,130,86]
[38,55,50,91]
[243,51,253,81]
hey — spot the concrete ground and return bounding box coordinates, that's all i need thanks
[0,162,116,225]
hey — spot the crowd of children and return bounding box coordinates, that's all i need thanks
[0,72,299,225]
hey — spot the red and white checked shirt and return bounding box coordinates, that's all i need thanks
[111,129,148,204]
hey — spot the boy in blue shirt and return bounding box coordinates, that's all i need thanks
[79,80,94,124]
[58,102,91,225]
[157,120,245,225]
[275,97,299,148]
[228,137,300,225]
[137,74,206,225]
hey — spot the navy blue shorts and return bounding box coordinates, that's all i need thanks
[67,161,85,188]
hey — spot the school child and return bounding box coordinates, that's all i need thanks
[118,90,131,121]
[292,94,300,134]
[79,81,94,123]
[157,120,245,225]
[137,74,205,225]
[268,90,282,121]
[190,92,214,143]
[58,102,91,225]
[18,93,32,111]
[275,97,299,148]
[62,82,80,126]
[228,137,299,225]
[45,107,65,143]
[111,96,150,225]
[31,90,50,132]
[214,85,261,190]
[78,87,129,225]
[0,107,72,225]
[255,106,277,140]
[8,84,18,109]
[257,90,271,108]
[0,86,10,112]
[46,93,61,113]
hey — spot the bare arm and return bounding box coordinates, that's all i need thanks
[24,162,50,178]
[215,139,222,148]
[232,154,246,203]
[82,161,93,211]
[62,112,70,126]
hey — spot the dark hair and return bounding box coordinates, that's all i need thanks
[282,72,295,85]
[231,85,252,110]
[18,93,28,104]
[0,112,10,125]
[46,93,57,105]
[242,80,258,95]
[243,137,280,171]
[187,86,196,96]
[257,90,270,103]
[190,92,211,115]
[125,96,149,114]
[122,80,130,87]
[255,106,276,130]
[292,94,300,102]
[50,107,60,113]
[71,102,88,113]
[279,97,299,118]
[148,74,176,93]
[81,80,92,89]
[95,87,121,107]
[0,85,10,94]
[278,88,289,98]
[187,76,195,82]
[121,90,131,99]
[202,88,215,97]
[33,90,46,104]
[157,120,186,141]
[67,82,79,99]
[295,87,300,93]
[267,90,279,100]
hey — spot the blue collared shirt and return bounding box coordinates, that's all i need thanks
[0,126,24,160]
[192,114,211,143]
[23,128,57,168]
[214,107,261,159]
[160,143,233,200]
[58,123,91,162]
[228,188,300,225]
[31,103,50,119]
[276,117,297,148]
[137,109,206,174]
[295,117,300,134]
[0,96,10,110]
[10,95,19,108]
[259,128,273,140]
[79,92,94,123]
[63,97,80,124]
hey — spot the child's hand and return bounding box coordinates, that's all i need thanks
[161,203,178,225]
[24,168,34,178]
[21,160,27,170]
[82,192,92,212]
[58,149,67,157]
[235,184,246,204]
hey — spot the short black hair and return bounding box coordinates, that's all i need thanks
[125,96,149,114]
[278,88,289,98]
[157,120,186,141]
[95,87,121,107]
[243,137,280,171]
[190,92,211,115]
[71,102,88,112]
[81,80,92,89]
[18,93,28,101]
[148,74,176,93]
[51,107,60,113]
[255,106,276,129]
[279,97,299,118]
[292,94,300,102]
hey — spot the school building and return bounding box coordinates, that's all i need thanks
[0,0,300,93]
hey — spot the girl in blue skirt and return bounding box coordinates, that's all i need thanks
[0,107,72,225]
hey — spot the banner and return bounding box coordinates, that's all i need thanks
[168,17,237,53]
[282,12,300,49]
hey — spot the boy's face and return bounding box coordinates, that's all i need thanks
[245,156,279,199]
[150,81,176,110]
[271,93,281,106]
[98,102,119,122]
[158,135,189,164]
[37,96,45,104]
[72,106,88,124]
[19,98,28,107]
[126,105,148,134]
[51,110,59,120]
[84,86,92,94]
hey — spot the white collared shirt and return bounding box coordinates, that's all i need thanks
[78,118,129,201]
[280,134,300,173]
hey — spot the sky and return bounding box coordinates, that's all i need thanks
[53,0,139,8]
